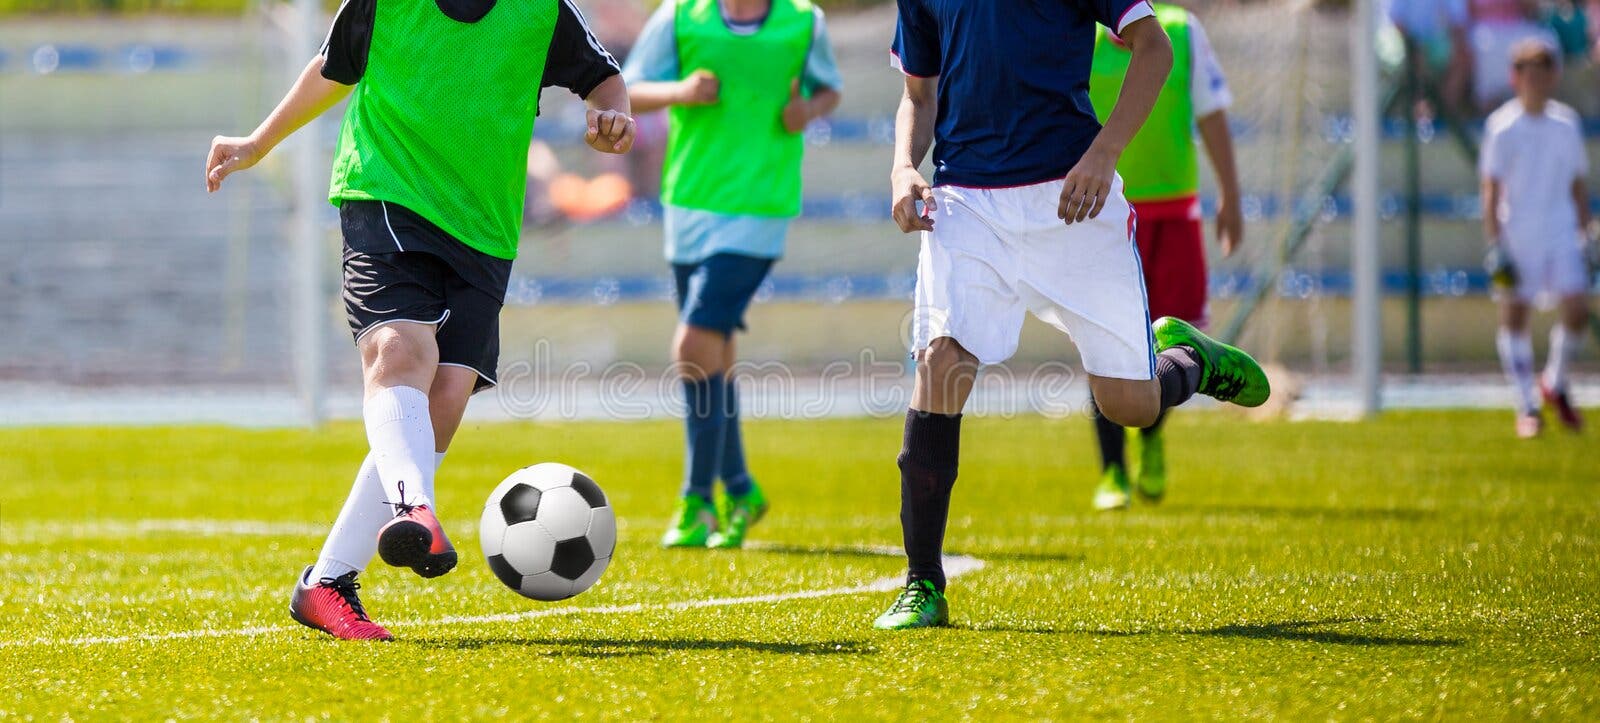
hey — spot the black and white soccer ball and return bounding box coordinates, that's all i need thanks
[479,463,616,601]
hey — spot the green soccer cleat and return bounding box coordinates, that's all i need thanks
[1133,429,1166,503]
[707,482,769,549]
[1152,317,1271,408]
[1092,463,1131,511]
[873,580,949,630]
[660,494,718,548]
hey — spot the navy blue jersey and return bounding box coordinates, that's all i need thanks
[892,0,1154,188]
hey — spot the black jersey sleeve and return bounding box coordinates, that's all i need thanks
[541,0,622,98]
[319,0,375,85]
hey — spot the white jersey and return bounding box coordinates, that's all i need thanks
[1480,99,1589,252]
[1187,15,1232,119]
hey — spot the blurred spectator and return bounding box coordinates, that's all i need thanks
[1544,0,1592,58]
[524,138,634,226]
[1388,0,1473,116]
[1470,0,1561,109]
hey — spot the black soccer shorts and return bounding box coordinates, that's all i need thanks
[340,200,513,392]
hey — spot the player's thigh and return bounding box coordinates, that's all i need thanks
[346,248,450,372]
[1557,293,1592,328]
[1499,296,1532,330]
[913,186,1027,366]
[1018,181,1155,381]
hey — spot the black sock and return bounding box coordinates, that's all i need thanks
[898,409,961,591]
[1156,346,1202,411]
[1090,401,1126,470]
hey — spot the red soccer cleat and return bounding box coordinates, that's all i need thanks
[378,501,457,578]
[1539,380,1584,432]
[288,566,392,641]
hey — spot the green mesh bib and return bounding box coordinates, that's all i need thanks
[1089,4,1198,203]
[329,0,558,260]
[662,0,813,217]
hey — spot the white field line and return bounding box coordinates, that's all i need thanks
[0,524,984,648]
[7,518,329,543]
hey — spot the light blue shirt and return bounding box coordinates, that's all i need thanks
[1386,0,1468,40]
[622,1,843,264]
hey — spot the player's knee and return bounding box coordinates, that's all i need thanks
[672,325,726,380]
[363,325,438,378]
[919,337,977,380]
[915,338,979,408]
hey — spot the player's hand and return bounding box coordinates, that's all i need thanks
[891,165,937,233]
[206,135,263,193]
[677,69,720,106]
[1485,244,1517,290]
[1059,145,1117,225]
[1216,202,1244,257]
[585,109,636,154]
[782,79,812,134]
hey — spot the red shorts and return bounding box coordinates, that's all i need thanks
[1133,199,1209,327]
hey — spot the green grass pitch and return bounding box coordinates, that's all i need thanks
[2,410,1597,718]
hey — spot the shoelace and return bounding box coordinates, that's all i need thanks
[318,571,372,621]
[387,480,417,517]
[890,583,935,614]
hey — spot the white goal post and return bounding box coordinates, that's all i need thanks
[1351,0,1383,418]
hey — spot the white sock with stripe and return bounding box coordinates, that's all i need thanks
[1543,324,1581,393]
[1497,329,1539,415]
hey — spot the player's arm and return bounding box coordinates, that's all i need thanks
[1197,110,1242,256]
[782,82,842,134]
[1060,14,1173,224]
[627,71,719,114]
[1482,176,1503,244]
[891,75,939,233]
[205,56,350,192]
[618,1,714,114]
[539,0,632,154]
[782,13,844,134]
[1574,177,1593,232]
[583,74,635,154]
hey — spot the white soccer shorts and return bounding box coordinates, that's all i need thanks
[1505,232,1590,307]
[910,175,1157,380]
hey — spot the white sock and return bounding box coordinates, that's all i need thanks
[1544,325,1581,392]
[364,386,436,508]
[1497,329,1539,415]
[307,449,450,582]
[309,453,387,581]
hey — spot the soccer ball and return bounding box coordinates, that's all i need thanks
[479,463,616,601]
